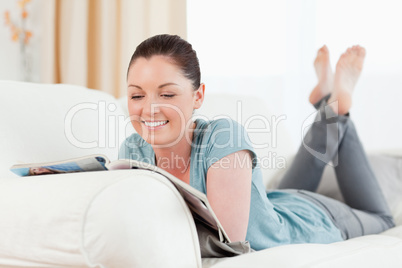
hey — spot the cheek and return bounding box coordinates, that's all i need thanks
[128,103,141,117]
[128,104,143,130]
[180,103,195,120]
[161,106,190,125]
[128,101,137,112]
[131,119,143,137]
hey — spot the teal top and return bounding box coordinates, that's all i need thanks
[119,118,343,250]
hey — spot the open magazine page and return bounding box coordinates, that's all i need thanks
[10,155,109,176]
[107,159,230,243]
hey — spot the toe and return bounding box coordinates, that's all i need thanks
[341,52,348,59]
[357,46,366,57]
[318,45,329,55]
[336,53,347,68]
[318,46,325,54]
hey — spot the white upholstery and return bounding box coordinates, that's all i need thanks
[196,93,295,189]
[0,80,133,178]
[82,170,200,268]
[0,170,201,268]
[204,229,402,267]
[1,80,402,267]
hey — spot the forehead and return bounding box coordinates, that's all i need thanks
[127,55,192,89]
[128,56,181,78]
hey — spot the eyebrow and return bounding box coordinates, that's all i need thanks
[128,83,179,90]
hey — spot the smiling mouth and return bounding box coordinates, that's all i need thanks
[143,120,169,127]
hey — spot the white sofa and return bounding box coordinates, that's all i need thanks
[1,80,402,268]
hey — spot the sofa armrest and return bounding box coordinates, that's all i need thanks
[0,170,201,268]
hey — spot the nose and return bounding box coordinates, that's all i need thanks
[143,96,161,117]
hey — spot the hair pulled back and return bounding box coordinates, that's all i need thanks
[127,34,201,90]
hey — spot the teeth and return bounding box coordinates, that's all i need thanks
[144,120,168,127]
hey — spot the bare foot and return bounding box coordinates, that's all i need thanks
[309,45,334,105]
[328,45,366,115]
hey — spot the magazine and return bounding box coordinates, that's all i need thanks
[10,155,230,243]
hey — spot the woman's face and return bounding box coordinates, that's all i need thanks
[127,55,204,147]
[30,167,55,175]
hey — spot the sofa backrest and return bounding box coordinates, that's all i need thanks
[196,93,294,187]
[0,80,134,178]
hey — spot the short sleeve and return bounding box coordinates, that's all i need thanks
[202,118,257,170]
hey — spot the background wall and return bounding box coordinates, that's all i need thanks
[187,0,402,153]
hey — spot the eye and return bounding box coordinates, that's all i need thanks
[131,95,144,100]
[161,94,175,99]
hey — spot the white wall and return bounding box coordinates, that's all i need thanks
[187,0,402,153]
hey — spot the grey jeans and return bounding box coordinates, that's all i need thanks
[277,96,395,240]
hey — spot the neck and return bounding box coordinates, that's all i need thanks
[153,121,195,175]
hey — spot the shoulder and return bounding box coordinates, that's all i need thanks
[194,118,252,146]
[193,118,256,168]
[195,118,247,137]
[199,117,242,128]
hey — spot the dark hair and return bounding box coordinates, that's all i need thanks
[127,34,201,90]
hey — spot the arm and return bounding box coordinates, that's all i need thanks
[206,150,253,242]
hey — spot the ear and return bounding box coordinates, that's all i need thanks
[193,83,205,109]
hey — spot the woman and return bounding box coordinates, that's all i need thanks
[119,34,395,251]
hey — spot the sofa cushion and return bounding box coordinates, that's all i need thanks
[205,227,402,267]
[0,80,134,178]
